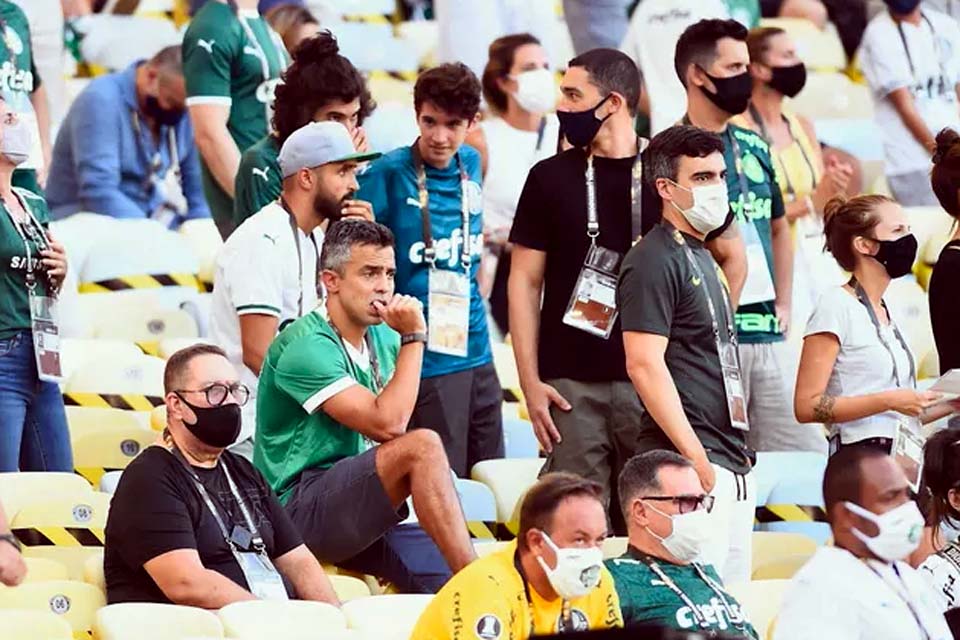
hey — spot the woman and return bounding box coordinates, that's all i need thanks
[0,102,71,472]
[465,33,559,335]
[183,0,289,239]
[929,128,960,376]
[794,195,957,452]
[918,428,960,610]
[265,3,319,54]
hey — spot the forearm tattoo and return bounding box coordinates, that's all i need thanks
[813,394,837,424]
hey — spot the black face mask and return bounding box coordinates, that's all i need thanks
[177,395,242,448]
[557,95,611,148]
[868,234,918,279]
[768,62,807,98]
[699,67,753,115]
[145,95,185,127]
[884,0,921,15]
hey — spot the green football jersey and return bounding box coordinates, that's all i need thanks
[254,311,400,503]
[0,1,43,183]
[233,134,280,227]
[0,188,52,339]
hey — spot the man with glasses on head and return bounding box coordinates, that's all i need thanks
[606,451,759,637]
[104,344,339,607]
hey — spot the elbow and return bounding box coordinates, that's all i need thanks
[159,574,208,607]
[376,419,407,442]
[794,398,814,424]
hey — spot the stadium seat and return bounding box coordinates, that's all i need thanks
[753,452,830,544]
[473,540,510,557]
[602,537,628,560]
[151,405,168,432]
[751,531,818,573]
[885,277,934,364]
[789,72,873,121]
[94,603,225,640]
[341,594,432,635]
[328,574,372,602]
[64,352,166,411]
[0,579,105,637]
[323,0,397,19]
[99,470,123,495]
[178,219,223,288]
[752,553,814,580]
[0,472,94,521]
[85,306,199,357]
[0,609,73,640]
[66,406,152,434]
[471,458,544,532]
[71,422,156,486]
[60,338,144,383]
[363,102,419,153]
[396,19,439,68]
[502,418,540,458]
[491,342,520,396]
[83,550,106,594]
[727,579,790,640]
[159,337,211,359]
[22,556,70,583]
[454,478,497,538]
[218,600,346,639]
[12,492,111,580]
[758,18,845,72]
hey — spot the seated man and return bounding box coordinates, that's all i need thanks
[606,451,758,637]
[104,344,339,607]
[254,218,476,593]
[412,472,622,638]
[46,45,209,227]
[775,446,950,640]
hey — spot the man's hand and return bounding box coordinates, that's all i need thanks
[522,379,571,454]
[0,540,26,586]
[352,126,369,153]
[693,457,717,493]
[375,294,426,336]
[775,300,791,336]
[341,199,374,221]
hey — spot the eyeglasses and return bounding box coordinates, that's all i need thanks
[175,382,250,407]
[640,494,715,514]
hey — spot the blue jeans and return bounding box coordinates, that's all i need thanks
[0,331,73,472]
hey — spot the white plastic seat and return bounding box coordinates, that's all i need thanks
[0,609,73,639]
[0,579,105,637]
[60,338,144,382]
[94,603,225,640]
[342,594,432,635]
[759,18,846,71]
[218,600,346,639]
[471,459,545,532]
[727,579,791,639]
[0,471,94,520]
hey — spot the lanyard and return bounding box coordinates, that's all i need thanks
[279,198,321,316]
[328,319,383,394]
[585,139,646,247]
[131,110,180,191]
[864,561,933,640]
[4,194,48,293]
[235,12,287,124]
[410,140,472,273]
[747,104,817,203]
[535,116,547,153]
[849,278,916,388]
[513,550,573,634]
[897,13,948,98]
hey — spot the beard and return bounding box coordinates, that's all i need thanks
[313,189,353,223]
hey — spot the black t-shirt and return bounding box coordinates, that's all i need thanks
[510,148,652,383]
[930,240,960,374]
[104,446,303,604]
[617,223,752,474]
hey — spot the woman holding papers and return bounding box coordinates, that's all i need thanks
[794,195,959,456]
[929,128,960,377]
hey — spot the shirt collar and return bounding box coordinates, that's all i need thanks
[120,60,147,111]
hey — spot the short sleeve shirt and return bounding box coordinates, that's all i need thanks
[919,540,960,612]
[0,187,51,339]
[104,447,303,604]
[411,540,623,639]
[618,223,752,475]
[0,2,43,172]
[254,311,399,502]
[233,134,281,228]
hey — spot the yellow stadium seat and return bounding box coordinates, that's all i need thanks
[61,338,144,382]
[904,207,955,258]
[64,353,166,414]
[885,277,934,365]
[218,600,346,639]
[83,550,105,594]
[328,574,372,602]
[0,579,105,638]
[0,472,94,520]
[23,556,70,583]
[751,531,818,573]
[752,553,813,580]
[12,492,111,580]
[727,579,790,639]
[470,459,545,532]
[0,609,73,640]
[788,72,873,121]
[94,307,198,357]
[473,540,510,558]
[158,337,211,360]
[492,342,520,397]
[178,218,222,287]
[71,423,157,486]
[602,536,628,560]
[759,18,846,72]
[94,603,224,640]
[341,595,432,635]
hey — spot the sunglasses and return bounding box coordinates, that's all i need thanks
[640,494,715,515]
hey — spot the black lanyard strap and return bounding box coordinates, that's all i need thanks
[849,278,916,388]
[513,549,572,634]
[280,198,321,316]
[4,194,48,292]
[584,138,646,247]
[328,319,383,394]
[410,140,471,272]
[131,109,180,190]
[897,13,948,97]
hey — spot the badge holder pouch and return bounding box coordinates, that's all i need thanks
[427,269,470,357]
[894,420,924,493]
[739,219,776,307]
[29,287,63,383]
[562,244,623,340]
[719,341,749,431]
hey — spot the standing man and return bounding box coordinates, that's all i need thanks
[356,63,503,479]
[677,19,798,455]
[508,48,647,530]
[210,121,378,459]
[619,125,755,584]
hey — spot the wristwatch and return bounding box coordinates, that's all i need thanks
[400,332,428,346]
[0,533,21,553]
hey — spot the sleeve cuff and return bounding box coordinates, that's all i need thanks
[186,96,233,107]
[302,377,357,414]
[236,304,281,317]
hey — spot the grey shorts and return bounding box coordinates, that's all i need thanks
[284,447,407,564]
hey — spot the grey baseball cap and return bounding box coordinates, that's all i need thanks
[278,121,381,178]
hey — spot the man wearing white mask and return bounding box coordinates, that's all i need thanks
[411,472,623,638]
[607,451,759,637]
[775,447,951,640]
[619,125,755,585]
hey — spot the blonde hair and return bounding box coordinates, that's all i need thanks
[822,194,894,271]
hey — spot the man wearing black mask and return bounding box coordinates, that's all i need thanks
[47,45,210,228]
[103,344,341,607]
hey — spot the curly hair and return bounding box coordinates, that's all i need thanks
[413,63,481,121]
[271,31,375,144]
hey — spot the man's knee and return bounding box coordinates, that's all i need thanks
[386,429,448,470]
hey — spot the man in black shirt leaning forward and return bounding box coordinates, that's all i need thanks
[618,125,755,585]
[104,344,339,607]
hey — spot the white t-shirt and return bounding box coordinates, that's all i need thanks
[209,201,323,444]
[620,0,729,135]
[861,10,960,176]
[479,115,559,235]
[804,286,915,443]
[775,546,952,640]
[919,540,960,611]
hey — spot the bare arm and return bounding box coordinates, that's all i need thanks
[0,503,25,586]
[30,86,51,186]
[888,88,936,152]
[273,545,340,606]
[188,104,241,197]
[624,331,715,491]
[706,221,747,310]
[771,216,794,333]
[144,549,256,608]
[465,126,489,178]
[239,314,280,376]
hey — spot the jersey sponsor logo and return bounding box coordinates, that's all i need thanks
[465,180,482,215]
[735,311,778,333]
[474,614,502,639]
[408,229,483,267]
[9,255,41,271]
[731,192,772,222]
[256,78,282,104]
[3,25,23,56]
[732,128,770,154]
[197,38,216,54]
[741,153,765,184]
[0,60,33,94]
[675,597,748,632]
[252,166,270,182]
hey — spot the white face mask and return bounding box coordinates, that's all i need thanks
[644,502,712,563]
[668,180,730,235]
[510,68,556,114]
[1,118,32,166]
[845,500,924,562]
[536,532,604,600]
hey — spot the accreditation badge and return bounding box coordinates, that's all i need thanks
[29,293,63,383]
[894,421,924,493]
[722,343,749,431]
[427,269,470,357]
[562,245,622,340]
[739,220,776,307]
[236,551,289,601]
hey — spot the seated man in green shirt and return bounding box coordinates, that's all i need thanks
[606,451,759,638]
[253,218,476,593]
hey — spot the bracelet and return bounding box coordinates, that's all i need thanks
[0,533,21,553]
[400,332,428,346]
